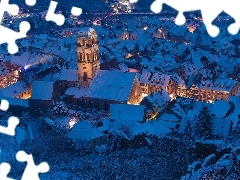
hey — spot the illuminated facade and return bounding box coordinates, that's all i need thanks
[77,28,100,88]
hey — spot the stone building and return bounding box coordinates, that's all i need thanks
[77,28,100,88]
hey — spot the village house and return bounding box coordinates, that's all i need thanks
[30,80,61,114]
[210,99,240,137]
[65,87,87,109]
[176,75,240,102]
[196,33,213,49]
[195,25,213,49]
[152,27,168,39]
[175,62,197,81]
[139,70,178,97]
[168,25,190,44]
[157,97,195,131]
[57,69,79,95]
[6,98,29,115]
[0,61,19,89]
[0,80,31,99]
[120,30,130,40]
[68,120,107,150]
[140,89,171,121]
[196,78,240,102]
[110,104,145,128]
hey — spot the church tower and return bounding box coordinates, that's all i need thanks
[77,28,100,88]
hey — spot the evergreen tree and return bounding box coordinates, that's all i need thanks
[194,105,214,139]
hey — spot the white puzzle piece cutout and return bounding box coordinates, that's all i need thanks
[0,0,31,54]
[45,1,65,26]
[150,0,240,37]
[0,163,15,180]
[0,116,19,136]
[16,151,50,180]
[0,100,9,111]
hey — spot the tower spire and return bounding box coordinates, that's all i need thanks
[77,28,100,88]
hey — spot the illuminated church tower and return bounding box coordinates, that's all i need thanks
[77,28,100,88]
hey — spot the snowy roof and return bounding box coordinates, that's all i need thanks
[199,34,212,46]
[31,81,54,100]
[140,70,171,88]
[68,120,103,141]
[159,113,179,122]
[132,120,171,137]
[57,69,78,81]
[110,104,145,122]
[212,117,232,137]
[0,80,29,98]
[200,78,238,91]
[6,97,29,107]
[65,87,87,98]
[10,52,30,66]
[169,25,187,36]
[171,73,185,86]
[86,70,137,102]
[180,62,197,77]
[142,89,170,109]
[211,100,231,118]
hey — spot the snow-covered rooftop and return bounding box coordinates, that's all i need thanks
[140,70,171,88]
[57,69,78,81]
[68,120,103,141]
[211,100,231,118]
[65,87,87,98]
[110,104,145,122]
[0,80,29,98]
[6,97,29,107]
[142,89,170,109]
[132,120,171,137]
[31,81,54,100]
[86,70,137,102]
[200,78,238,91]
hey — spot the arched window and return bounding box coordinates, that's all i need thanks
[82,53,85,61]
[83,72,87,81]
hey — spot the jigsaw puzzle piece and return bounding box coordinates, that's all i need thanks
[0,99,9,111]
[25,0,36,6]
[150,0,228,37]
[223,0,240,35]
[150,0,201,25]
[0,116,19,136]
[198,0,222,37]
[0,163,15,180]
[0,0,19,20]
[16,151,50,180]
[46,0,65,26]
[71,6,82,16]
[0,21,30,54]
